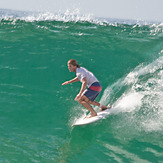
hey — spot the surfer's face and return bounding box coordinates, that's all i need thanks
[68,63,76,72]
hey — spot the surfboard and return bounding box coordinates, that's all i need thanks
[72,108,111,126]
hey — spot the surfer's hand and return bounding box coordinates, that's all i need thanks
[62,81,69,85]
[75,94,81,101]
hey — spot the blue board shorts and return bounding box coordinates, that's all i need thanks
[83,82,102,101]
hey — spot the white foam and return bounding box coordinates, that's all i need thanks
[124,55,163,85]
[114,92,143,113]
[100,53,163,132]
[1,9,163,28]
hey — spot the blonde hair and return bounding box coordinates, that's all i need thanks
[68,59,80,68]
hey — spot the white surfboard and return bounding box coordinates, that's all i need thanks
[72,108,111,126]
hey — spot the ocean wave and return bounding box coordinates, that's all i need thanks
[1,8,163,27]
[101,52,163,132]
[1,8,163,38]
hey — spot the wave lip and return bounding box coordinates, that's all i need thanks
[0,8,94,22]
[1,8,163,26]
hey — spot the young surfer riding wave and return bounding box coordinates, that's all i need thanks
[62,59,110,118]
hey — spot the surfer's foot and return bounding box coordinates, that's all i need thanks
[100,104,111,111]
[86,113,97,118]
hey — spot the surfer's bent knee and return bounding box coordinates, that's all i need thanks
[78,98,86,104]
[77,95,89,104]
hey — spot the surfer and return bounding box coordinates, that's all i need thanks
[62,59,109,118]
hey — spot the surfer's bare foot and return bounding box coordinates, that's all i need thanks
[100,105,107,111]
[86,113,97,118]
[100,104,111,111]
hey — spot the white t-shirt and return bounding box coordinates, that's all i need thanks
[76,67,99,87]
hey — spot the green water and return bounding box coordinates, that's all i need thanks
[0,10,163,163]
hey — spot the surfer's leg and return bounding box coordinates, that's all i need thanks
[82,87,108,111]
[78,95,97,117]
[89,100,108,111]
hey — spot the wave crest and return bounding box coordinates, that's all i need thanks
[1,8,163,27]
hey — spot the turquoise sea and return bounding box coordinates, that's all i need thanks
[0,9,163,163]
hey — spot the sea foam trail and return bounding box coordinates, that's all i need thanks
[100,53,163,132]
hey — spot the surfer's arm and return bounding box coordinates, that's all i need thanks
[77,77,87,97]
[62,77,79,85]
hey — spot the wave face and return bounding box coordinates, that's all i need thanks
[0,9,163,163]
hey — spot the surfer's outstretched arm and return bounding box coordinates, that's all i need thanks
[62,77,79,85]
